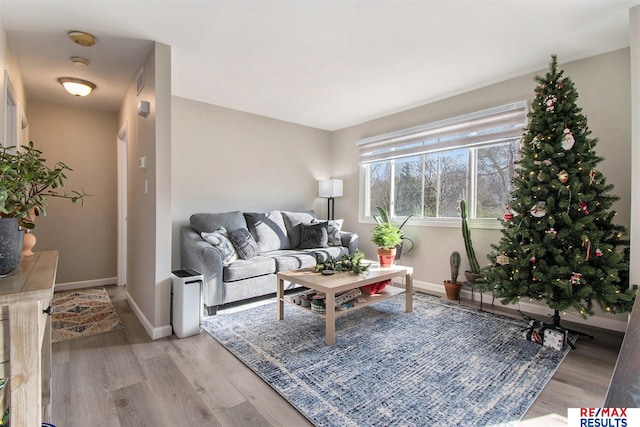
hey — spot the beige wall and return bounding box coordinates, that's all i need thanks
[118,42,172,339]
[170,97,333,268]
[331,48,632,330]
[26,102,118,284]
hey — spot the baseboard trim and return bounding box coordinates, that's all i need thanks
[55,277,118,291]
[404,279,629,332]
[126,289,173,340]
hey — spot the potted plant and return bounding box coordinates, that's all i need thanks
[373,204,414,260]
[0,142,86,274]
[444,251,462,300]
[460,200,481,283]
[371,222,403,267]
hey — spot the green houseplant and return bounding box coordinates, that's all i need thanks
[371,222,403,267]
[460,200,481,283]
[0,142,86,274]
[373,204,414,260]
[444,251,462,300]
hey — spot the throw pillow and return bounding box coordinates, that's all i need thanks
[227,228,260,259]
[281,210,317,248]
[244,211,291,252]
[299,222,328,249]
[201,227,238,266]
[312,219,343,246]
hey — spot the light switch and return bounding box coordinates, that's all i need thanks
[139,156,146,169]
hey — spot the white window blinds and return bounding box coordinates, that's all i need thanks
[357,101,527,164]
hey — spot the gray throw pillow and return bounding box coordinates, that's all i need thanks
[313,219,343,246]
[281,210,317,248]
[299,222,328,249]
[227,228,260,259]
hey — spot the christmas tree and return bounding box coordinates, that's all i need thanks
[485,55,636,322]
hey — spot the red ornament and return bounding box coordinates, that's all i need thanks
[504,212,514,221]
[530,256,536,263]
[579,201,589,215]
[595,248,603,257]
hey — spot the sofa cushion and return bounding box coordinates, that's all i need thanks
[299,222,328,249]
[201,227,238,266]
[190,211,247,234]
[281,210,317,248]
[227,228,260,259]
[244,210,290,252]
[223,256,276,282]
[264,250,320,271]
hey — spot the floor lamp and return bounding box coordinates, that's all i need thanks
[318,179,343,220]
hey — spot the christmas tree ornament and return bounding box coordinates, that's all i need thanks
[530,135,541,148]
[537,171,544,182]
[595,248,603,257]
[589,169,596,185]
[557,81,564,89]
[558,170,569,183]
[545,94,557,112]
[530,255,536,263]
[503,211,513,221]
[579,201,589,215]
[496,253,510,265]
[545,227,557,238]
[562,128,575,150]
[530,201,547,217]
[583,239,591,261]
[570,272,582,285]
[543,159,553,166]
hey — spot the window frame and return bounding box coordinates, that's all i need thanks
[358,101,527,229]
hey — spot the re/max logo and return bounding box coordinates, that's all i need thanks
[581,408,627,417]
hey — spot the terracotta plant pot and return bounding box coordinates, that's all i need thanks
[376,247,397,267]
[444,280,462,300]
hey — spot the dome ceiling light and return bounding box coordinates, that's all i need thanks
[68,30,96,47]
[58,77,96,97]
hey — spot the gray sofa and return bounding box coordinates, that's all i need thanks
[180,210,359,315]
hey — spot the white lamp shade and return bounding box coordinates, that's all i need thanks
[58,77,96,97]
[318,179,343,198]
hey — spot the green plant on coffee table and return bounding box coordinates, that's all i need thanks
[315,250,370,275]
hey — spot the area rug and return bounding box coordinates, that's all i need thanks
[202,293,572,427]
[51,287,124,343]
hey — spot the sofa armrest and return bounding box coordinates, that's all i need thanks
[340,231,359,255]
[180,226,225,308]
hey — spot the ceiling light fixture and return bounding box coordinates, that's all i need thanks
[70,56,90,68]
[67,30,96,47]
[58,77,96,97]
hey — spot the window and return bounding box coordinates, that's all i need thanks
[358,101,526,223]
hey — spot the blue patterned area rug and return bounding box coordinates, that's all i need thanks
[201,293,571,427]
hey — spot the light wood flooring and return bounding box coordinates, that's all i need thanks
[51,285,624,427]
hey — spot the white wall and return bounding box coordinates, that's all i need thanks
[170,97,333,268]
[331,49,632,331]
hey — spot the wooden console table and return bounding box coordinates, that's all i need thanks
[0,251,58,426]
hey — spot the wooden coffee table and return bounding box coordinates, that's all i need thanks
[276,263,413,345]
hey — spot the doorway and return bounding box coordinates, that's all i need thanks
[117,124,128,286]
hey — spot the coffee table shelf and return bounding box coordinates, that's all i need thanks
[277,264,413,345]
[283,285,404,318]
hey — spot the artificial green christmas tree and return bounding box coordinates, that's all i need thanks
[485,55,636,325]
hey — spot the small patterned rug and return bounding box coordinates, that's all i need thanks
[202,293,572,427]
[52,287,124,343]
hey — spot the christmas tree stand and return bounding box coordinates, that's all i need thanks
[549,309,593,349]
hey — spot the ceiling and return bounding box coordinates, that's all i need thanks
[0,0,638,131]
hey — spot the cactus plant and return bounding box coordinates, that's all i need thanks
[460,200,481,275]
[449,251,461,283]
